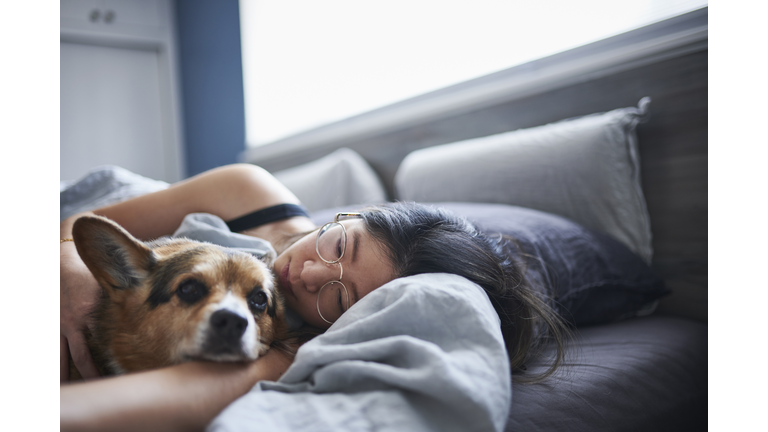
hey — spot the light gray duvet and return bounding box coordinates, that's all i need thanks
[209,273,511,432]
[61,166,512,432]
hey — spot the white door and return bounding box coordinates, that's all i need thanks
[60,41,172,182]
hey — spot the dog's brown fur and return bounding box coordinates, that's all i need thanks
[68,215,288,380]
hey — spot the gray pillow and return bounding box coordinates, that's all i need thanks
[433,203,668,325]
[273,148,387,212]
[395,98,653,263]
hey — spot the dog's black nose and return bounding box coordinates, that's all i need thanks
[210,310,248,342]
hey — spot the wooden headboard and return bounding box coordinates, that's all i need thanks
[243,9,708,322]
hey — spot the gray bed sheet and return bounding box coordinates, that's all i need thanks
[506,316,707,432]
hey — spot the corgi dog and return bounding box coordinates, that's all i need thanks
[68,215,287,380]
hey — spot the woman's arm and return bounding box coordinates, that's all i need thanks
[62,163,310,242]
[61,347,293,432]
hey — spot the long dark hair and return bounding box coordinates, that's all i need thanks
[359,202,570,383]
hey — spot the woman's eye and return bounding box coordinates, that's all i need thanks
[249,291,268,312]
[336,239,343,259]
[177,280,207,304]
[337,286,349,313]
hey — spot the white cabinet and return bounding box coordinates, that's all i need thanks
[60,0,183,183]
[61,0,163,28]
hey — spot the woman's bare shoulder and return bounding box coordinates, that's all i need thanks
[240,216,316,254]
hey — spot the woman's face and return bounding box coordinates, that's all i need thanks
[272,219,395,329]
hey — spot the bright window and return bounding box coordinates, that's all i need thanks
[240,0,707,147]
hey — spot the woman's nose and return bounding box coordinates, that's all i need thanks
[302,260,340,293]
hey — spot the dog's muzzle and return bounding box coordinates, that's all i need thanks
[203,309,249,356]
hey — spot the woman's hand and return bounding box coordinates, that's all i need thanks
[60,239,101,381]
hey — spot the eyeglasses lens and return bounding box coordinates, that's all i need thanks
[316,222,346,263]
[318,281,350,323]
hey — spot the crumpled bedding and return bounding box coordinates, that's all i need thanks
[209,273,511,432]
[60,166,512,432]
[60,165,169,221]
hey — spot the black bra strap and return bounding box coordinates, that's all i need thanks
[225,203,310,232]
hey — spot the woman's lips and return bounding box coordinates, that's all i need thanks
[281,263,295,298]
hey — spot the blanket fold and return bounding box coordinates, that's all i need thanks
[209,273,511,432]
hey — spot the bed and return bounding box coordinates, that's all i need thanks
[231,10,708,431]
[60,10,707,432]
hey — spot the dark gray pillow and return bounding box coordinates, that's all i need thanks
[436,203,669,325]
[312,202,669,326]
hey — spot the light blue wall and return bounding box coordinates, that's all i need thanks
[175,0,245,178]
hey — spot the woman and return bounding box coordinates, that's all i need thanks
[60,164,567,431]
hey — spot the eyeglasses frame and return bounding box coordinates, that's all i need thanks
[315,212,361,324]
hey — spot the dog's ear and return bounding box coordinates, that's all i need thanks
[73,216,157,291]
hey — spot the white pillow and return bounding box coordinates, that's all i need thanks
[274,148,387,212]
[395,98,653,263]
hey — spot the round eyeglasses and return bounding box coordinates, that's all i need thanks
[315,212,360,324]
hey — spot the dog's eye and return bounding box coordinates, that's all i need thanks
[177,280,207,304]
[248,291,268,312]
